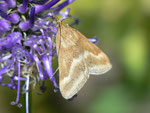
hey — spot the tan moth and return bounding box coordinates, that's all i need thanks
[56,22,112,99]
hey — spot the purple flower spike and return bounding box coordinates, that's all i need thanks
[0,62,14,75]
[88,38,98,43]
[18,0,29,14]
[54,0,74,12]
[29,7,35,27]
[19,7,35,31]
[0,20,11,34]
[41,0,49,4]
[0,2,8,12]
[0,54,12,63]
[7,32,22,45]
[0,10,10,20]
[19,21,31,31]
[32,55,45,80]
[0,10,19,24]
[15,62,21,105]
[88,36,99,44]
[60,8,70,20]
[5,0,16,8]
[0,75,3,82]
[9,13,20,24]
[35,0,60,14]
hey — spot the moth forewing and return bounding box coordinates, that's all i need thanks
[56,22,112,99]
[78,34,112,75]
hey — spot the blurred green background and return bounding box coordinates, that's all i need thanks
[1,0,150,113]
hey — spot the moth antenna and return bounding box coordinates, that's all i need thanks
[52,15,61,26]
[52,15,62,57]
[51,15,62,74]
[52,16,62,81]
[56,20,62,58]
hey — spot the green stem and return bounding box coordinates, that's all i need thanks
[25,75,32,113]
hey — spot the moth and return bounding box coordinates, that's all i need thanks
[56,22,112,99]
